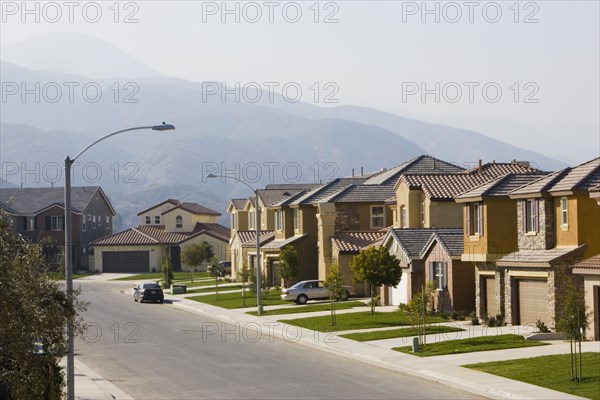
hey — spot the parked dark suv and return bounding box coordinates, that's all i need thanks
[134,283,164,303]
[218,261,232,276]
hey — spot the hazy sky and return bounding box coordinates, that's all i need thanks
[1,1,599,161]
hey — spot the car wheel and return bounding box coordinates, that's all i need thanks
[296,294,308,305]
[341,291,349,301]
[134,297,137,302]
[158,299,163,304]
[139,298,144,304]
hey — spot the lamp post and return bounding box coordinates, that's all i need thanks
[64,123,175,400]
[206,173,263,315]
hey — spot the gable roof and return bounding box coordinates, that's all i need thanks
[455,173,548,202]
[398,174,498,201]
[462,161,542,176]
[162,201,220,216]
[290,177,369,206]
[228,198,248,212]
[238,230,276,248]
[319,184,397,204]
[331,231,387,254]
[92,222,230,246]
[136,199,180,216]
[572,255,600,274]
[383,228,441,258]
[0,186,116,216]
[510,158,600,197]
[496,245,586,267]
[420,229,464,258]
[362,155,464,186]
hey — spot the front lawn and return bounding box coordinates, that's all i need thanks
[394,334,547,357]
[112,271,209,281]
[46,272,86,280]
[247,301,366,316]
[177,284,243,294]
[188,290,287,309]
[465,352,600,400]
[341,325,465,342]
[280,311,446,332]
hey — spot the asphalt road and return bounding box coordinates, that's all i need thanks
[75,281,482,400]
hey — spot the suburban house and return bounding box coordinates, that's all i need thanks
[571,255,600,340]
[457,158,599,328]
[228,184,317,281]
[91,199,229,273]
[0,186,116,270]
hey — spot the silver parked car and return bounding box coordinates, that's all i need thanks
[280,280,357,304]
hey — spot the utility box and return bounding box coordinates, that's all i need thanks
[411,337,420,353]
[171,284,187,294]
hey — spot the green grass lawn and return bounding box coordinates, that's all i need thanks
[177,284,243,294]
[188,290,287,309]
[465,353,600,400]
[341,325,465,342]
[280,311,447,332]
[46,272,86,280]
[246,301,366,316]
[112,271,209,281]
[394,334,547,357]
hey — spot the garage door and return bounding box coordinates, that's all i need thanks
[518,280,548,325]
[485,278,497,317]
[102,251,149,273]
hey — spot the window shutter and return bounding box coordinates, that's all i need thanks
[465,204,471,236]
[478,202,483,236]
[23,217,28,230]
[521,201,527,232]
[534,199,539,232]
[33,217,37,230]
[45,216,51,231]
[443,263,448,290]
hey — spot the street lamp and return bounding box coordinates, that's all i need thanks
[64,123,175,400]
[205,173,263,315]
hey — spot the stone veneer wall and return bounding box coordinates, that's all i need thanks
[335,204,361,231]
[551,258,584,329]
[517,198,554,250]
[474,263,503,318]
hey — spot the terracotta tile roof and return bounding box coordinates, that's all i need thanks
[262,234,308,250]
[92,222,230,246]
[332,231,387,254]
[463,162,542,176]
[363,155,464,186]
[0,186,115,215]
[497,246,586,266]
[136,199,180,216]
[290,177,369,205]
[385,196,397,205]
[572,255,600,272]
[264,184,319,191]
[319,184,396,203]
[420,229,464,258]
[230,198,248,210]
[511,158,600,197]
[269,190,311,207]
[238,230,276,248]
[399,174,498,200]
[162,201,221,216]
[455,173,548,201]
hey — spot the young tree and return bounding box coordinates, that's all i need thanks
[350,246,401,315]
[239,261,250,306]
[161,255,174,288]
[324,263,345,326]
[0,213,87,399]
[181,241,214,282]
[207,256,223,300]
[557,286,590,381]
[406,281,436,347]
[277,245,299,287]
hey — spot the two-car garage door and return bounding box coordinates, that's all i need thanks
[102,251,149,273]
[518,279,548,325]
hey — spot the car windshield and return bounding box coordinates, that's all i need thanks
[143,283,161,289]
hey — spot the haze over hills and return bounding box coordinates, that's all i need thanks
[0,32,576,231]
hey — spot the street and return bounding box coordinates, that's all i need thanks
[75,280,482,399]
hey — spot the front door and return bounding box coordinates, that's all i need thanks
[171,246,181,271]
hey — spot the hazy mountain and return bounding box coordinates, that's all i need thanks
[1,32,165,79]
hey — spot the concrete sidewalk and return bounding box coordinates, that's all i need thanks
[165,292,599,400]
[60,358,133,400]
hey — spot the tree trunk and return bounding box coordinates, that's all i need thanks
[370,285,375,315]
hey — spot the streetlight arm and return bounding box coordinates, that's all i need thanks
[71,124,174,162]
[205,173,256,194]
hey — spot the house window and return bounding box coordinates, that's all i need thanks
[231,212,237,230]
[524,199,539,233]
[175,215,183,229]
[420,202,425,226]
[82,219,86,232]
[466,202,483,236]
[154,215,161,224]
[430,262,448,290]
[26,216,36,231]
[92,215,97,229]
[561,197,568,226]
[261,209,265,227]
[87,214,92,221]
[371,206,385,229]
[51,216,64,231]
[275,210,283,231]
[145,216,151,224]
[293,209,299,230]
[249,210,255,230]
[106,216,110,229]
[401,206,407,228]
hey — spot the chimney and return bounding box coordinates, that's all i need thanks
[478,159,482,173]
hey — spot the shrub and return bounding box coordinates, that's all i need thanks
[471,317,480,326]
[535,319,550,333]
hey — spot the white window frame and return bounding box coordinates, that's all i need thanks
[82,219,86,232]
[473,202,483,235]
[249,210,255,230]
[275,210,283,231]
[175,215,183,229]
[370,206,385,229]
[561,197,568,226]
[92,215,97,229]
[231,212,237,230]
[154,215,161,225]
[106,215,110,229]
[145,216,151,224]
[420,202,425,226]
[401,206,407,228]
[430,261,448,290]
[51,215,64,231]
[525,199,539,233]
[26,216,36,231]
[293,208,299,231]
